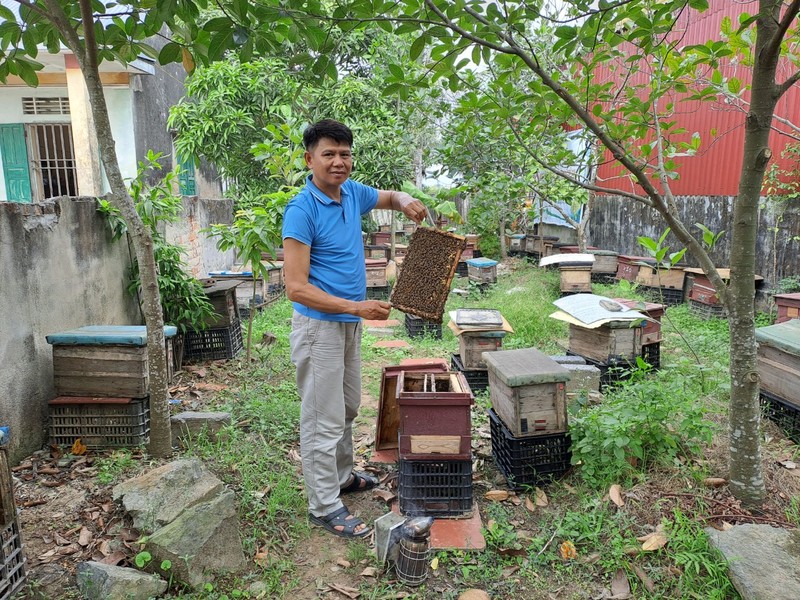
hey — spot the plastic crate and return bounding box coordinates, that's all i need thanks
[590,273,616,285]
[456,261,469,278]
[404,314,443,339]
[488,408,571,490]
[761,390,800,444]
[183,320,244,361]
[450,354,489,394]
[398,459,473,518]
[0,520,26,600]
[640,285,684,306]
[688,299,727,320]
[641,342,661,369]
[366,284,392,300]
[49,396,149,448]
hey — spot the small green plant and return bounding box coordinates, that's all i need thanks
[96,449,135,484]
[134,550,152,568]
[786,496,800,526]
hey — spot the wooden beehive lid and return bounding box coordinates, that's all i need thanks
[774,292,800,301]
[618,255,657,264]
[390,227,466,323]
[589,249,619,257]
[49,396,135,405]
[612,298,665,317]
[684,268,764,283]
[483,348,570,386]
[756,319,800,357]
[365,258,388,267]
[201,279,242,295]
[46,325,178,346]
[466,257,498,267]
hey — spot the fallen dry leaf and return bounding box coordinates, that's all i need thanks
[71,438,88,456]
[611,568,631,598]
[54,532,71,546]
[254,548,269,566]
[703,477,727,487]
[372,489,396,504]
[641,533,668,551]
[632,564,655,593]
[328,582,360,598]
[509,495,522,506]
[78,527,92,546]
[336,557,352,568]
[525,496,536,512]
[99,551,126,566]
[534,487,548,507]
[497,547,528,557]
[360,567,378,577]
[609,484,625,507]
[484,490,510,502]
[779,460,797,470]
[559,540,577,560]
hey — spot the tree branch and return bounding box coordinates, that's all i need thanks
[777,68,800,98]
[423,0,515,53]
[766,0,800,59]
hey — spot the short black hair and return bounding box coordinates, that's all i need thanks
[303,119,353,151]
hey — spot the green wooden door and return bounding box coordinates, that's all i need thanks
[178,155,196,196]
[0,124,32,203]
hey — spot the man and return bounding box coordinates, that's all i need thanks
[282,119,428,538]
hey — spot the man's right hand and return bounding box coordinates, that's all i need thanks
[355,300,392,320]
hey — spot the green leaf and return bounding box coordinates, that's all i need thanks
[158,42,182,65]
[409,34,426,61]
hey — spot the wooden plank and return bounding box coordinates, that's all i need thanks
[54,375,148,397]
[409,435,462,454]
[53,346,146,361]
[0,449,15,528]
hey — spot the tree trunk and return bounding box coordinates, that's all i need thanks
[726,0,786,505]
[65,12,172,457]
[499,216,507,258]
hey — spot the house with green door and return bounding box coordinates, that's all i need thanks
[0,0,223,205]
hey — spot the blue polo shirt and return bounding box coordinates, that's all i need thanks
[282,175,379,322]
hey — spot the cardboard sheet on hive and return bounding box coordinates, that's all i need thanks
[390,227,466,323]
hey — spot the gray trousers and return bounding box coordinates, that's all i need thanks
[289,311,362,517]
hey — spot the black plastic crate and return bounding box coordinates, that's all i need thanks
[688,299,727,320]
[0,520,26,600]
[49,397,150,448]
[641,285,684,306]
[641,342,661,369]
[366,284,392,300]
[183,320,244,361]
[590,273,617,284]
[761,390,800,444]
[450,353,489,394]
[404,314,443,339]
[398,459,473,518]
[456,261,469,278]
[489,408,571,490]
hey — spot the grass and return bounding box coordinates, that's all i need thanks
[157,261,762,598]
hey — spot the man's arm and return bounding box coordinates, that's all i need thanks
[283,237,392,320]
[375,190,428,224]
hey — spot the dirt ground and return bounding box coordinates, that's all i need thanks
[11,358,800,600]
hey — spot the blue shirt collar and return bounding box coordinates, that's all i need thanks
[307,174,349,205]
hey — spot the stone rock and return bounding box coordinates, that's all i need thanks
[112,459,224,532]
[170,411,232,448]
[458,590,491,600]
[563,363,601,393]
[76,561,167,600]
[145,490,246,588]
[706,524,800,600]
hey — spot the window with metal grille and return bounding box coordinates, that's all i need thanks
[22,97,71,115]
[26,124,78,200]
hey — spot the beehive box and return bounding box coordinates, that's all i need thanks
[458,332,504,369]
[396,370,473,442]
[200,279,242,328]
[47,325,178,397]
[615,255,656,282]
[756,319,800,406]
[484,348,569,437]
[568,322,642,364]
[774,293,800,324]
[365,244,388,259]
[391,244,409,260]
[559,265,593,294]
[370,231,391,246]
[366,258,388,287]
[589,250,619,274]
[467,258,498,284]
[390,228,466,323]
[506,234,525,253]
[375,360,449,451]
[614,298,665,345]
[635,265,685,289]
[49,396,150,448]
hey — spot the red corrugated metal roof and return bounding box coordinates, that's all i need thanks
[593,2,800,196]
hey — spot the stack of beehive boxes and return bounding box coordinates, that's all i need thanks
[448,309,509,395]
[757,319,800,443]
[484,348,572,489]
[46,325,177,449]
[183,279,244,361]
[396,369,474,518]
[466,257,498,288]
[614,298,665,369]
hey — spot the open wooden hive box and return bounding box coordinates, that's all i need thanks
[390,227,466,323]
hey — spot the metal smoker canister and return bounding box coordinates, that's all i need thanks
[395,516,434,586]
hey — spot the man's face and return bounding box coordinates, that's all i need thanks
[305,137,353,192]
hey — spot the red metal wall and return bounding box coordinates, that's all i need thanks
[593,2,800,196]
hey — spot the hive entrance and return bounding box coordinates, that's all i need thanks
[401,372,458,393]
[390,227,466,323]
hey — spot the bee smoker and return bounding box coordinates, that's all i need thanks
[394,516,434,587]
